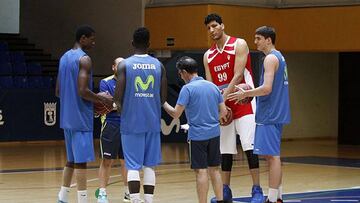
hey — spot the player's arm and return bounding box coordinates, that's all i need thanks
[163,102,185,119]
[113,60,126,113]
[222,39,249,100]
[228,54,278,102]
[160,63,168,105]
[219,102,228,121]
[78,56,113,107]
[203,52,213,82]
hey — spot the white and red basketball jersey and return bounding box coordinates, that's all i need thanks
[206,36,255,119]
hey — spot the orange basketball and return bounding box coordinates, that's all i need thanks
[94,92,113,115]
[220,106,233,126]
[236,83,253,104]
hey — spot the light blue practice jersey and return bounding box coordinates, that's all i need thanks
[59,48,93,131]
[256,50,291,124]
[120,54,162,134]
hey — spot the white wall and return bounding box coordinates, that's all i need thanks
[0,0,20,33]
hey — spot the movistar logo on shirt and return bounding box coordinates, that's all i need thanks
[134,75,154,98]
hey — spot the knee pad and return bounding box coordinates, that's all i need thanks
[74,162,86,169]
[143,167,155,186]
[66,162,74,168]
[245,150,259,169]
[127,170,140,182]
[221,154,233,172]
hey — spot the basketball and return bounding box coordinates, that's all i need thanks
[94,92,113,115]
[236,83,254,104]
[220,106,233,126]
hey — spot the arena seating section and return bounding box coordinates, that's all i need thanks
[0,34,58,89]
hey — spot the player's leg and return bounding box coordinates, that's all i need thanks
[207,136,224,202]
[143,132,161,203]
[58,130,74,203]
[235,115,264,203]
[97,122,120,203]
[122,133,145,203]
[254,124,283,203]
[72,131,95,203]
[190,139,210,203]
[219,122,237,201]
[118,131,130,202]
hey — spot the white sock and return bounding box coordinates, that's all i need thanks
[58,186,70,202]
[99,187,106,195]
[278,185,283,200]
[77,190,87,203]
[268,188,278,202]
[130,193,141,203]
[144,193,154,203]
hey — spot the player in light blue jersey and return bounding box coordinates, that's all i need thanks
[228,26,291,203]
[113,27,167,203]
[163,56,228,203]
[55,25,113,203]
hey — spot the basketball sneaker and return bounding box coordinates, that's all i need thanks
[210,184,233,203]
[250,185,264,203]
[123,192,131,202]
[97,191,109,203]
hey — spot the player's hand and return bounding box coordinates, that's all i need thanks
[219,108,228,125]
[227,87,246,104]
[99,92,113,110]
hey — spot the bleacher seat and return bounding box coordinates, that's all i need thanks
[0,76,13,88]
[12,62,27,75]
[43,76,55,88]
[0,62,12,75]
[13,76,28,88]
[10,51,26,63]
[0,51,10,63]
[0,42,8,52]
[28,76,44,88]
[27,63,42,75]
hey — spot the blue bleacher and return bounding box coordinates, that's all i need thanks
[0,62,12,75]
[43,76,55,88]
[13,76,28,88]
[10,51,26,63]
[0,76,13,88]
[0,51,10,63]
[0,42,8,52]
[12,62,27,75]
[27,63,42,75]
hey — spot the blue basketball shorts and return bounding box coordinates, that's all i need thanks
[121,132,161,170]
[254,124,283,156]
[64,129,95,163]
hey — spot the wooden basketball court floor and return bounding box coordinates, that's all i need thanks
[0,138,359,203]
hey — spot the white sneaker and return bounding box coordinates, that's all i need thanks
[97,191,109,203]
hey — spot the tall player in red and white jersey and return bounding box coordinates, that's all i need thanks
[203,13,264,203]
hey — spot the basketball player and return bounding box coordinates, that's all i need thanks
[228,26,291,203]
[113,27,167,203]
[56,25,113,203]
[97,57,130,203]
[163,56,227,203]
[203,13,264,203]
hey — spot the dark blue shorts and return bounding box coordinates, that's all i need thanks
[189,136,221,169]
[100,122,123,159]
